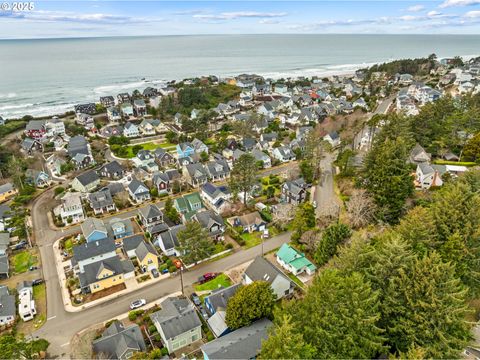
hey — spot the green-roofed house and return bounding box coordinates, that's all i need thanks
[276,243,316,276]
[174,192,204,221]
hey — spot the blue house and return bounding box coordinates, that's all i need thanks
[81,217,108,242]
[204,284,241,316]
[176,142,195,159]
[106,218,133,240]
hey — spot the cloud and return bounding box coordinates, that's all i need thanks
[407,4,425,12]
[439,0,480,8]
[427,10,443,16]
[259,19,281,24]
[465,10,480,16]
[0,10,154,24]
[193,11,287,21]
[399,15,418,21]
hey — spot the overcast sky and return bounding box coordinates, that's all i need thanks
[1,0,480,39]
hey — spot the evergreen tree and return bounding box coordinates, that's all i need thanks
[225,281,275,330]
[259,314,316,359]
[291,269,386,359]
[229,153,258,204]
[314,222,351,265]
[176,222,215,264]
[362,137,414,223]
[291,202,316,241]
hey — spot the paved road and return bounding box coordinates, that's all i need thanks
[314,152,340,218]
[29,165,296,357]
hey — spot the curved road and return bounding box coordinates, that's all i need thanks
[30,186,292,357]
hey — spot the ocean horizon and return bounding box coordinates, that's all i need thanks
[1,34,479,119]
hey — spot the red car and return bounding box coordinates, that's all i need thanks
[198,272,217,284]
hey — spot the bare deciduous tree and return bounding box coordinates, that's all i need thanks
[346,189,376,229]
[299,229,321,252]
[272,203,295,226]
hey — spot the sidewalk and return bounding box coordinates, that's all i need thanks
[53,237,171,313]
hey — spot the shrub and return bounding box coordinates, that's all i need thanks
[226,243,234,250]
[161,347,169,356]
[168,265,177,273]
[54,187,65,196]
[148,324,157,334]
[128,311,138,321]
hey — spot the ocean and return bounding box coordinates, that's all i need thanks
[0,34,479,119]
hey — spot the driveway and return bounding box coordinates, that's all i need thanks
[313,152,341,219]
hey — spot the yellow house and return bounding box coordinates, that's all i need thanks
[79,257,135,294]
[0,183,17,203]
[123,235,159,272]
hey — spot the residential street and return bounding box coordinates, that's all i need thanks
[314,152,340,218]
[28,176,294,357]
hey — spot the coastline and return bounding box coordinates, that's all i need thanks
[1,52,478,120]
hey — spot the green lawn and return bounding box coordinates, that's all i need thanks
[195,273,232,292]
[120,142,176,158]
[433,159,477,167]
[11,250,38,274]
[288,273,305,289]
[241,227,280,249]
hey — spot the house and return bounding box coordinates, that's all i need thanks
[107,107,121,123]
[260,132,278,144]
[17,281,36,322]
[0,233,10,256]
[409,143,431,164]
[54,193,85,224]
[25,169,51,188]
[150,297,202,354]
[78,255,134,294]
[81,217,109,243]
[243,256,294,299]
[0,204,12,232]
[206,160,230,181]
[138,204,164,233]
[174,192,204,221]
[100,96,115,108]
[184,163,209,188]
[155,225,186,256]
[177,142,195,159]
[0,286,15,327]
[100,124,123,138]
[72,238,117,273]
[99,161,126,180]
[241,138,256,151]
[251,149,271,168]
[139,119,156,136]
[123,235,159,272]
[21,138,43,156]
[272,146,296,163]
[207,310,229,338]
[200,183,232,214]
[0,255,8,278]
[153,148,176,168]
[71,170,100,193]
[123,122,139,138]
[204,284,241,316]
[106,218,133,240]
[74,103,96,115]
[117,93,131,104]
[201,319,272,359]
[133,150,158,173]
[415,163,444,190]
[25,120,46,140]
[281,178,307,205]
[76,113,95,130]
[88,189,116,215]
[193,210,225,241]
[0,183,17,203]
[121,103,134,118]
[228,211,267,233]
[68,136,94,169]
[45,117,66,137]
[153,169,181,194]
[276,243,316,276]
[323,131,340,147]
[133,99,147,117]
[92,321,146,359]
[127,178,151,204]
[191,138,209,155]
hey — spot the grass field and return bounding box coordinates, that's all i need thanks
[11,250,38,274]
[241,227,280,249]
[195,273,232,292]
[433,159,477,167]
[120,142,176,158]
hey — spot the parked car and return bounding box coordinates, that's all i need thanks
[312,200,317,208]
[198,272,217,284]
[130,299,147,310]
[191,292,201,306]
[161,268,169,274]
[29,266,38,271]
[32,279,44,286]
[151,268,159,278]
[199,306,209,320]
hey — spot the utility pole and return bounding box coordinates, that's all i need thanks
[180,266,184,295]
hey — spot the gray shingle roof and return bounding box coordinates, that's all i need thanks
[123,235,158,261]
[150,297,201,340]
[75,170,99,187]
[157,225,185,250]
[81,217,107,239]
[244,256,290,286]
[0,286,15,319]
[139,204,163,220]
[73,238,116,262]
[88,189,114,210]
[0,255,8,274]
[204,284,241,315]
[79,257,134,289]
[93,320,146,359]
[201,318,272,359]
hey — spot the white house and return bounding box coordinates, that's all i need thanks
[53,193,85,224]
[17,282,36,322]
[123,122,140,138]
[272,146,296,163]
